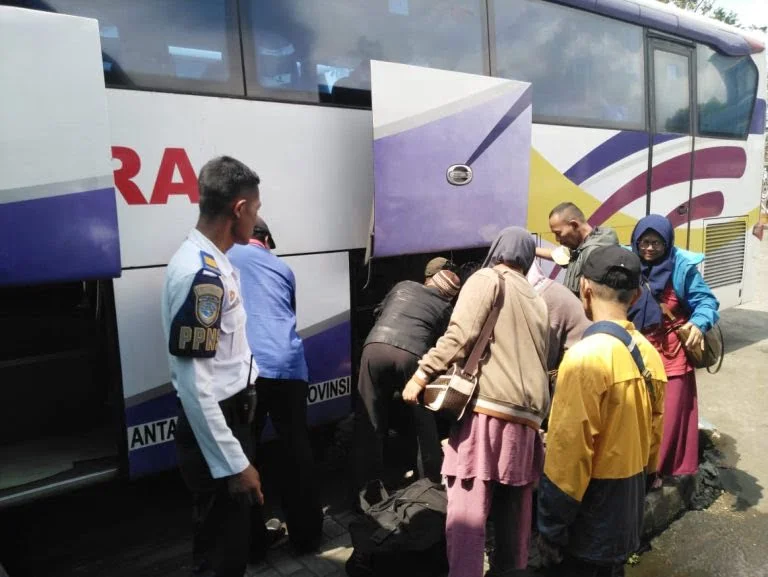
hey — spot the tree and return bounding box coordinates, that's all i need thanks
[655,0,740,26]
[710,7,739,26]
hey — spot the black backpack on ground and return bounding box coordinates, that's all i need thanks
[346,478,449,577]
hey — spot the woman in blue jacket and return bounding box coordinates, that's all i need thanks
[629,214,719,485]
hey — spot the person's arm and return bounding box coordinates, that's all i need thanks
[289,267,297,314]
[414,271,497,384]
[647,377,666,476]
[683,265,720,333]
[373,286,395,320]
[538,346,605,548]
[403,272,497,403]
[536,246,554,261]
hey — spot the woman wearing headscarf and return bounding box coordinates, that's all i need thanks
[402,227,551,577]
[629,214,719,484]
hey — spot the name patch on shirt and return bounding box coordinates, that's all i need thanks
[170,270,224,358]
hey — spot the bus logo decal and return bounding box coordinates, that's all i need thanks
[446,164,473,186]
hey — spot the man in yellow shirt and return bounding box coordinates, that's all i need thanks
[538,245,666,577]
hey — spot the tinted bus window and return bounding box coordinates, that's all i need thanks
[4,0,244,96]
[653,50,691,134]
[697,44,758,138]
[242,1,487,107]
[493,0,645,129]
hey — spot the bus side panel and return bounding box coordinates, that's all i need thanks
[528,124,650,274]
[0,7,120,286]
[106,89,373,268]
[690,135,760,309]
[116,253,351,478]
[114,268,177,477]
[738,53,767,306]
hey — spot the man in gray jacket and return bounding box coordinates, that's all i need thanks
[536,202,619,296]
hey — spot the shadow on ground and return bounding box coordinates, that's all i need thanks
[717,308,768,356]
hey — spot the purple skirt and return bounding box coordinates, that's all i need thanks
[441,412,544,486]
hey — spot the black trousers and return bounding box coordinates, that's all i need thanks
[250,377,323,554]
[353,342,443,491]
[175,393,252,577]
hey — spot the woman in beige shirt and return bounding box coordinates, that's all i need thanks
[403,226,551,577]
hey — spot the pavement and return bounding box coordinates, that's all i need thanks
[627,236,768,577]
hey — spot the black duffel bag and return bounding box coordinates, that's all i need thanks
[346,478,449,577]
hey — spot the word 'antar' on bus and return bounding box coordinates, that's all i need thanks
[307,377,351,405]
[112,146,199,205]
[128,417,178,451]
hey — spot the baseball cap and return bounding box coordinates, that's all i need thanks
[424,257,448,278]
[252,217,276,249]
[582,245,641,289]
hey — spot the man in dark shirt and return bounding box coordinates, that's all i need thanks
[353,268,461,492]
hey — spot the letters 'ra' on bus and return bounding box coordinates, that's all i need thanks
[0,0,764,506]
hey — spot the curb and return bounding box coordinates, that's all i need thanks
[642,476,695,538]
[641,427,723,541]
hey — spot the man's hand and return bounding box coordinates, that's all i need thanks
[681,322,704,351]
[537,534,563,568]
[228,464,264,505]
[402,378,424,405]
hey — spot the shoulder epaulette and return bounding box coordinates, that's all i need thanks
[200,251,222,276]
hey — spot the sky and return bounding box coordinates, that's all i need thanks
[715,0,768,29]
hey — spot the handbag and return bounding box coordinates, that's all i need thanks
[422,271,505,421]
[675,320,724,374]
[656,299,724,374]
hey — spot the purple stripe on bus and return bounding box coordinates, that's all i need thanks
[588,146,746,227]
[466,85,532,166]
[750,99,766,135]
[127,318,353,478]
[0,187,121,286]
[303,319,352,384]
[563,131,683,186]
[665,191,725,228]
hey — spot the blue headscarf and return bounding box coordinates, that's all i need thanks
[628,214,676,330]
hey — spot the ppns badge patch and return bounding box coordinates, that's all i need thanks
[169,269,225,358]
[194,283,223,327]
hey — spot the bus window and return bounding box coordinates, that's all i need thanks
[493,0,645,130]
[3,0,244,96]
[653,49,692,134]
[697,44,758,138]
[241,0,487,107]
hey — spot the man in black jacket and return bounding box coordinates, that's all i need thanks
[353,268,461,491]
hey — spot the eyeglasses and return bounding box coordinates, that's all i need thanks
[638,239,665,249]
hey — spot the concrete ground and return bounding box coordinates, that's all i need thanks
[628,236,768,577]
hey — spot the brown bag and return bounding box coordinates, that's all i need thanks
[676,322,724,373]
[422,272,505,421]
[659,302,724,374]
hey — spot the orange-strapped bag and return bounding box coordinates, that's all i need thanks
[423,272,505,421]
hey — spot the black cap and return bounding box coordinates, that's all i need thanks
[582,245,641,289]
[252,217,276,249]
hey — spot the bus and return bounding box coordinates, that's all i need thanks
[0,0,764,506]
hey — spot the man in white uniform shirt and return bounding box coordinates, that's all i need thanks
[162,156,264,577]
